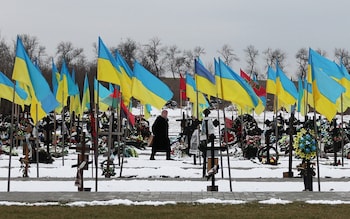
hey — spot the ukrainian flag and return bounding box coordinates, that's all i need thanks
[94,77,112,112]
[214,58,222,99]
[53,60,68,113]
[185,72,209,119]
[266,66,276,95]
[218,59,259,110]
[0,71,27,108]
[308,48,345,121]
[82,74,91,113]
[276,62,298,106]
[12,36,58,122]
[131,61,173,110]
[61,60,79,96]
[97,37,121,86]
[195,58,216,98]
[115,50,133,106]
[297,77,307,116]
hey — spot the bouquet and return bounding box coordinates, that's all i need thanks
[293,128,317,160]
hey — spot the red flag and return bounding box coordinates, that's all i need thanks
[240,69,266,97]
[180,73,186,100]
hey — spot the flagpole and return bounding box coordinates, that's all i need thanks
[304,76,308,119]
[274,95,279,152]
[118,92,125,177]
[7,80,17,192]
[61,94,65,166]
[218,62,232,191]
[53,112,57,156]
[94,83,100,192]
[194,74,202,168]
[341,95,344,166]
[217,101,224,178]
[313,97,321,191]
[180,80,183,117]
[35,104,39,178]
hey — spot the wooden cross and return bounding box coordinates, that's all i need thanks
[71,132,93,191]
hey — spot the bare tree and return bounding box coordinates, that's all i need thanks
[182,49,195,74]
[335,48,350,70]
[218,44,239,66]
[55,41,88,86]
[117,38,137,69]
[163,45,186,78]
[0,33,13,75]
[92,42,98,60]
[193,46,206,59]
[56,41,86,67]
[315,48,327,57]
[244,45,259,77]
[295,48,308,78]
[141,37,166,77]
[18,34,49,70]
[263,48,286,71]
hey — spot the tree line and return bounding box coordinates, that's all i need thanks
[0,33,350,114]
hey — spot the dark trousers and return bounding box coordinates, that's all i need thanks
[151,146,171,159]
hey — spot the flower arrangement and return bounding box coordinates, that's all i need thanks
[293,128,317,160]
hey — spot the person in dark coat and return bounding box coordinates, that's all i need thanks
[150,110,171,160]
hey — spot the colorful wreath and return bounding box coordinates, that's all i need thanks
[293,128,317,160]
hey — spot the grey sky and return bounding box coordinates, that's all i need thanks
[1,0,350,77]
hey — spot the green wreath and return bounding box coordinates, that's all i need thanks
[293,128,317,160]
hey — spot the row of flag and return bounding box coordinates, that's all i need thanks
[1,35,350,124]
[0,36,175,124]
[180,57,268,118]
[180,48,350,122]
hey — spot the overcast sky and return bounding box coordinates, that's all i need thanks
[1,0,350,77]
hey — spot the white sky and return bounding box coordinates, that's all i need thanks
[1,0,350,77]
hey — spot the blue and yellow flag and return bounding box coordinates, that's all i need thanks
[144,104,152,120]
[71,69,76,83]
[297,77,308,116]
[239,69,266,114]
[53,60,68,113]
[12,36,59,122]
[309,48,350,111]
[308,48,345,121]
[0,71,27,108]
[94,77,112,112]
[217,59,259,110]
[338,62,350,112]
[266,66,276,95]
[195,58,216,97]
[82,74,91,113]
[61,60,78,96]
[115,50,133,106]
[70,84,82,117]
[185,72,209,119]
[214,58,223,99]
[132,61,173,110]
[276,62,298,106]
[97,37,121,86]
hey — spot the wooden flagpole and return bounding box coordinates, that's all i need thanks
[7,80,17,192]
[94,83,100,191]
[35,104,39,178]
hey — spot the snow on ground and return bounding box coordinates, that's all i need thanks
[1,108,350,205]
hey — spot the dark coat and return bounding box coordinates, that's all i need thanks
[151,115,170,151]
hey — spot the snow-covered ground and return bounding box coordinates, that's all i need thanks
[1,108,350,205]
